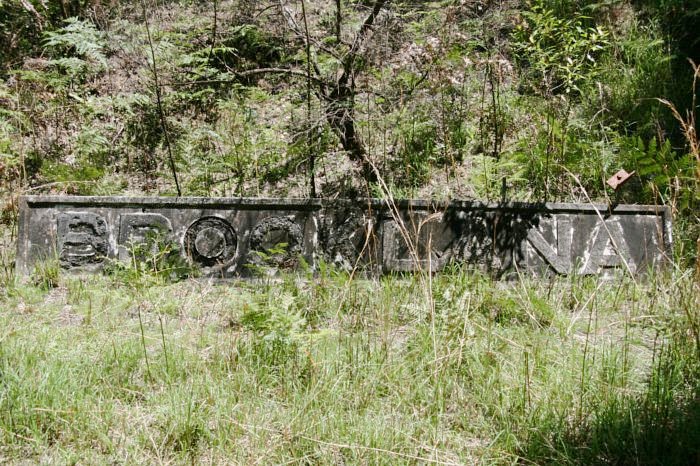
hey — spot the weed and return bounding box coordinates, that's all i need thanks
[655,60,700,274]
[391,110,439,187]
[31,257,60,289]
[104,231,197,286]
[240,291,306,365]
[1,260,698,463]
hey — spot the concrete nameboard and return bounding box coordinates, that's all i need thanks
[16,196,672,278]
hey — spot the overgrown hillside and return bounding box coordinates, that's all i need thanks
[1,0,698,264]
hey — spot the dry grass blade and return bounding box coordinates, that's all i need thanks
[656,59,700,277]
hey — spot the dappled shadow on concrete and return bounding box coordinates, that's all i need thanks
[444,202,548,278]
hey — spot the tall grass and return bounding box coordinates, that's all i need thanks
[0,262,697,463]
[656,59,700,277]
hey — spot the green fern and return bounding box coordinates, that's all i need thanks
[43,18,107,78]
[622,135,695,209]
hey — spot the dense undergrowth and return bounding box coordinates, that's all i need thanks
[1,0,699,463]
[0,1,697,217]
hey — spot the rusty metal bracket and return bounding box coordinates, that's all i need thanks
[606,169,635,191]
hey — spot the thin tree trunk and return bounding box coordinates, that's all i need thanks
[142,0,181,196]
[335,0,341,43]
[300,0,316,197]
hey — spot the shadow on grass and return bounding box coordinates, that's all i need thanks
[523,341,700,465]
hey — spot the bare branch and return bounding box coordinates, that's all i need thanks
[346,0,388,60]
[19,0,44,30]
[277,0,343,61]
[237,67,325,85]
[161,68,326,88]
[206,0,218,66]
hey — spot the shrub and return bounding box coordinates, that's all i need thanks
[513,0,609,96]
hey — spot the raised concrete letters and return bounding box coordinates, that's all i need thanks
[118,213,172,261]
[579,218,635,275]
[248,216,303,269]
[16,197,671,278]
[382,213,453,272]
[526,217,572,274]
[185,216,237,268]
[57,212,109,270]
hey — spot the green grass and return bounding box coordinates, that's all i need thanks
[0,264,697,464]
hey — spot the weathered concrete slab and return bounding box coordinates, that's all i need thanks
[16,196,672,278]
